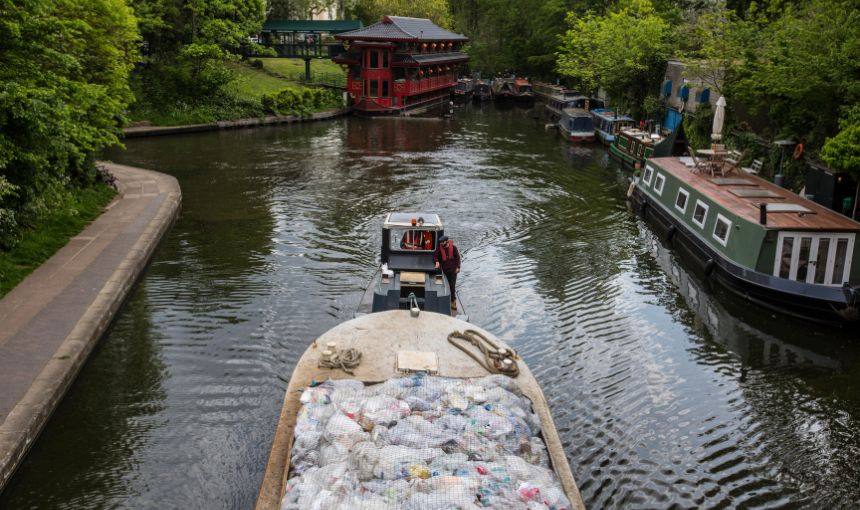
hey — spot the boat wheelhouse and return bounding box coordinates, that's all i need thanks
[356,213,462,316]
[558,108,595,143]
[332,16,469,114]
[631,157,860,324]
[608,125,686,169]
[591,108,635,146]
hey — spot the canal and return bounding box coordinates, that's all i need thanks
[3,105,859,508]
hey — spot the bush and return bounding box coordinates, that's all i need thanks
[251,59,264,69]
[261,87,342,116]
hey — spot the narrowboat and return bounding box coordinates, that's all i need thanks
[630,156,860,325]
[472,80,492,102]
[608,125,686,170]
[453,78,474,100]
[356,213,462,316]
[513,78,535,103]
[532,81,575,103]
[491,78,516,100]
[590,109,635,146]
[557,108,595,143]
[255,310,586,510]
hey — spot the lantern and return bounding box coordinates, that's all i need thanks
[432,42,437,49]
[448,42,453,49]
[418,70,424,77]
[445,66,450,72]
[421,43,428,50]
[437,67,442,73]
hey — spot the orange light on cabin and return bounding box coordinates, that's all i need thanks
[432,43,437,49]
[421,43,428,50]
[448,42,453,49]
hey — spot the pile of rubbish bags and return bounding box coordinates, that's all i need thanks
[282,374,572,510]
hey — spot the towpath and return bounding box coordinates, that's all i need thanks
[0,163,181,491]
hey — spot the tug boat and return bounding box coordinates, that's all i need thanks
[255,310,586,510]
[557,108,595,143]
[356,213,463,317]
[590,109,635,146]
[631,156,860,325]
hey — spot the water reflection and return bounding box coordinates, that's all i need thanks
[3,105,859,509]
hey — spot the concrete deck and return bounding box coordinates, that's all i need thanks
[0,163,181,492]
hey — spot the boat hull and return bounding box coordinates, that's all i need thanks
[631,185,860,325]
[255,311,586,510]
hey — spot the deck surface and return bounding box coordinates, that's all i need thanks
[650,157,860,231]
[256,310,585,510]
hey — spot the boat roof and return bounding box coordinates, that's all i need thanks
[591,109,635,122]
[620,128,663,146]
[649,157,860,231]
[384,212,443,228]
[562,107,591,117]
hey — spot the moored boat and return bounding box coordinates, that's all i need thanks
[590,109,635,146]
[255,310,586,510]
[608,125,686,170]
[630,156,860,325]
[557,108,595,143]
[513,78,535,103]
[356,213,463,317]
[453,78,474,100]
[472,80,492,102]
[491,78,516,101]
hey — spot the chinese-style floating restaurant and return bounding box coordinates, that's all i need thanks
[332,16,469,114]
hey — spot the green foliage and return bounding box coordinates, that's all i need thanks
[556,0,672,115]
[0,0,138,249]
[350,0,452,27]
[261,88,343,117]
[0,182,116,296]
[821,105,860,178]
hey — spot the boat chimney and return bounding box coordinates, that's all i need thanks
[759,203,767,225]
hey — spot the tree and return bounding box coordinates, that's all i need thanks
[349,0,452,27]
[556,0,672,114]
[821,105,860,218]
[0,0,139,247]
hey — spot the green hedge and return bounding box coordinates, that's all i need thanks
[261,87,342,117]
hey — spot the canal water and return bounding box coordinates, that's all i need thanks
[3,105,860,509]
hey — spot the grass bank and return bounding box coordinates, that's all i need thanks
[0,183,116,297]
[130,59,346,127]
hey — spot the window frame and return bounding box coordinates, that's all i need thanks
[712,213,732,246]
[675,188,690,214]
[642,165,654,185]
[692,200,709,229]
[653,173,666,196]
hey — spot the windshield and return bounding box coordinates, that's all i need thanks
[390,228,436,252]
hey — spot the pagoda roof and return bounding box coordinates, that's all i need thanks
[392,52,469,67]
[335,16,468,42]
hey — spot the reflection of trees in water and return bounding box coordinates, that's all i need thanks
[346,117,451,154]
[0,287,165,508]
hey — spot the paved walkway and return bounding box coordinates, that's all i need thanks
[0,163,181,491]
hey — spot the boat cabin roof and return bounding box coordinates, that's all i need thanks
[384,212,443,228]
[620,128,663,146]
[592,108,635,122]
[562,107,590,117]
[649,157,860,231]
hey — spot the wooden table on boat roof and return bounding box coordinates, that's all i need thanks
[696,148,731,176]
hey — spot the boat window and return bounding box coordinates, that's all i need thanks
[619,137,628,148]
[814,238,830,284]
[692,200,708,228]
[572,117,593,131]
[643,165,654,185]
[713,214,731,246]
[653,173,666,195]
[832,238,849,285]
[382,50,389,68]
[392,228,436,252]
[369,80,378,97]
[369,50,379,68]
[778,236,794,278]
[675,188,689,214]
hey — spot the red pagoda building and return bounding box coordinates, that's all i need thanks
[333,16,469,114]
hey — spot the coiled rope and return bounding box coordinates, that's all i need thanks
[447,329,520,377]
[318,348,363,374]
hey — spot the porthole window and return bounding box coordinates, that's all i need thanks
[692,200,709,229]
[654,174,666,196]
[713,213,731,246]
[675,188,689,214]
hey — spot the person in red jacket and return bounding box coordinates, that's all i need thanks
[433,235,461,310]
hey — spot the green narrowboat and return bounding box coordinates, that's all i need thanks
[630,156,860,325]
[608,125,687,170]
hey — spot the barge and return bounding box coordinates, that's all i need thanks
[558,108,595,143]
[631,156,860,325]
[255,310,586,510]
[608,125,686,170]
[590,109,635,146]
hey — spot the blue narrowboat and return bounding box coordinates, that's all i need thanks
[591,108,635,146]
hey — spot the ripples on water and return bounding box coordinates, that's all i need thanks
[3,105,860,509]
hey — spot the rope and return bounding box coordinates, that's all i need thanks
[318,348,363,374]
[447,329,520,377]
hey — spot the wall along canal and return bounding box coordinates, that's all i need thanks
[2,105,859,508]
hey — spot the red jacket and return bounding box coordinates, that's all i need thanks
[434,242,460,273]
